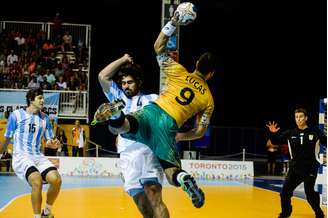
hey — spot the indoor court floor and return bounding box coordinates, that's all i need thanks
[0,175,326,218]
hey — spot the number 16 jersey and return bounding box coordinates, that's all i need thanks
[155,54,215,128]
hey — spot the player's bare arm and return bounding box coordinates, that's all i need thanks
[176,112,210,141]
[98,54,133,92]
[154,14,178,55]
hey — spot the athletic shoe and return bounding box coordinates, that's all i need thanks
[41,209,54,218]
[91,99,126,125]
[315,211,325,218]
[179,174,205,208]
[277,212,291,218]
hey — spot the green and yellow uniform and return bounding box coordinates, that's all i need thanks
[122,54,214,167]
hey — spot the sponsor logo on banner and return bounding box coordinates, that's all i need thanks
[0,91,59,118]
[181,160,254,180]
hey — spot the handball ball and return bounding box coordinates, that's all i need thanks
[175,2,197,26]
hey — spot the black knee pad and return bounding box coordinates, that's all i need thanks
[41,166,58,181]
[25,166,39,182]
[126,115,139,134]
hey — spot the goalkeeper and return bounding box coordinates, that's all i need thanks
[94,7,217,208]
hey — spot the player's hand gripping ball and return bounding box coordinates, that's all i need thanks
[174,2,197,26]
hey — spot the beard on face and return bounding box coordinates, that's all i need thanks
[124,89,133,97]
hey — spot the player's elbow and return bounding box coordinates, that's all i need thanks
[154,42,162,55]
[98,73,105,82]
[195,127,207,139]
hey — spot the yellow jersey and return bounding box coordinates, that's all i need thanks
[155,54,215,127]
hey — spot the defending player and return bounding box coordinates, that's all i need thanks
[0,88,62,218]
[98,54,169,218]
[266,108,326,218]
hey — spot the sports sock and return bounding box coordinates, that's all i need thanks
[176,171,189,185]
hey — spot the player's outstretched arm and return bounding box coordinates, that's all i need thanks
[154,15,178,55]
[98,54,133,92]
[266,121,280,133]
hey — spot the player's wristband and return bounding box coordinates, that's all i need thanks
[161,21,176,37]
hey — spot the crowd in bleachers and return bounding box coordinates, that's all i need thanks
[0,28,89,91]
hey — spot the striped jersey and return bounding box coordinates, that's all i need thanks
[5,109,54,155]
[104,81,158,153]
[155,53,215,128]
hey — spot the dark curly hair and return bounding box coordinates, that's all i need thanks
[26,88,43,106]
[117,62,143,87]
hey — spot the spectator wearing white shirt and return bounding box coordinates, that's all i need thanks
[7,50,18,66]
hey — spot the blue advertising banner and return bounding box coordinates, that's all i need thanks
[0,91,60,118]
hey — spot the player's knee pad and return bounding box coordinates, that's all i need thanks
[25,166,39,181]
[41,166,58,181]
[126,115,139,134]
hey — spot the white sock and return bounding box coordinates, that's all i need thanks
[34,215,41,218]
[43,203,52,215]
[176,171,188,185]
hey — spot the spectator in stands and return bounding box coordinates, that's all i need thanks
[71,119,85,157]
[41,80,51,90]
[266,138,279,175]
[266,108,326,218]
[62,31,73,51]
[7,49,18,66]
[53,13,63,44]
[44,69,56,85]
[56,75,67,90]
[42,40,55,57]
[0,149,12,172]
[56,128,68,156]
[28,75,40,88]
[61,55,70,72]
[0,111,12,172]
[14,32,26,54]
[54,63,64,78]
[67,74,80,91]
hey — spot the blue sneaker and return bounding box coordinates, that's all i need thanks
[179,174,205,208]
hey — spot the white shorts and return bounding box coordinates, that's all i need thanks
[119,145,164,197]
[12,153,55,184]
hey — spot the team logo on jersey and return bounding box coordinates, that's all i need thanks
[308,134,314,140]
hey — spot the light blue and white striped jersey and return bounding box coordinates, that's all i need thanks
[5,109,54,155]
[104,81,158,153]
